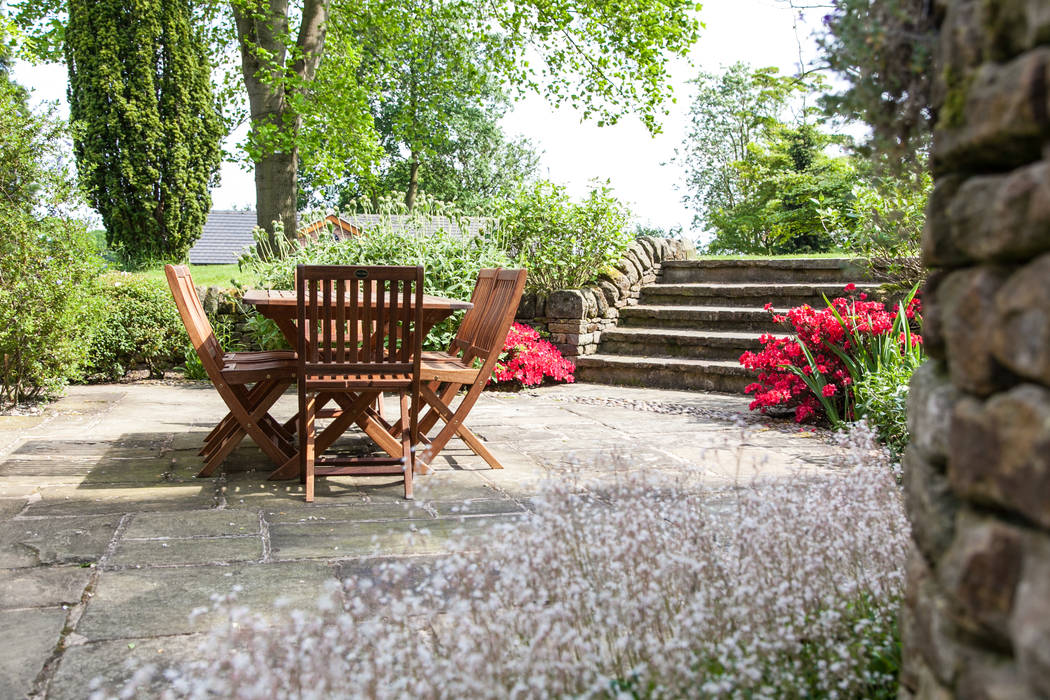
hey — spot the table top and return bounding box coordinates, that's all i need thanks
[243,289,473,312]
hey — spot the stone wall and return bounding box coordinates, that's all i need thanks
[514,237,694,358]
[902,2,1050,697]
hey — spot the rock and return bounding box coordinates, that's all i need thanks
[618,254,642,283]
[949,384,1050,529]
[994,253,1050,385]
[516,293,537,319]
[920,270,949,360]
[933,48,1050,175]
[947,162,1050,262]
[637,237,658,262]
[600,269,633,297]
[546,290,586,319]
[629,242,653,271]
[597,280,621,306]
[1010,532,1050,697]
[904,446,960,563]
[905,546,964,686]
[937,509,1024,643]
[982,0,1050,61]
[938,266,1012,396]
[586,286,608,316]
[907,361,960,462]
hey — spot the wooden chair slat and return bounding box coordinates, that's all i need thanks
[296,265,424,502]
[166,265,295,477]
[415,268,527,470]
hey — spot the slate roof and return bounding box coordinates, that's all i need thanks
[189,210,498,265]
[338,214,496,239]
[188,210,258,264]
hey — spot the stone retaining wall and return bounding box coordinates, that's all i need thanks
[514,237,694,358]
[902,3,1050,698]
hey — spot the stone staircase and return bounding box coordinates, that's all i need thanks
[575,258,878,393]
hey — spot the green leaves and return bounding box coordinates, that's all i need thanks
[494,180,632,293]
[66,0,223,263]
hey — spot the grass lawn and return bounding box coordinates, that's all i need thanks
[104,263,256,288]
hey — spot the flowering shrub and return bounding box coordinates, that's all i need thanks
[491,322,575,387]
[740,284,922,424]
[100,423,907,699]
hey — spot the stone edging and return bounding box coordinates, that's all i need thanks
[514,237,694,358]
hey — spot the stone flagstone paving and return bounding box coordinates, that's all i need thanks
[0,381,846,698]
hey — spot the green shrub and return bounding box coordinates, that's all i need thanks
[85,276,188,381]
[0,220,102,406]
[242,198,510,350]
[0,76,102,408]
[854,361,918,458]
[495,181,632,293]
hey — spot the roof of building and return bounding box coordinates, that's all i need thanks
[188,210,258,265]
[189,210,498,265]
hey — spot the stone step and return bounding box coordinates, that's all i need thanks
[618,305,786,333]
[640,282,882,307]
[575,354,753,393]
[659,257,872,284]
[599,327,765,361]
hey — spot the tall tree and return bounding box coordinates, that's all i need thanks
[10,0,701,240]
[66,0,223,262]
[300,0,539,212]
[675,63,814,234]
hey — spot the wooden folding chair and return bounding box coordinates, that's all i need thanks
[297,265,424,502]
[164,265,297,477]
[414,268,528,469]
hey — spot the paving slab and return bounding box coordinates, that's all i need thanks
[0,514,119,568]
[108,536,264,568]
[76,561,336,640]
[0,607,66,698]
[122,509,261,539]
[48,633,206,700]
[0,566,92,609]
[270,514,522,560]
[23,483,217,516]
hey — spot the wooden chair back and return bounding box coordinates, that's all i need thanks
[165,264,225,382]
[448,268,498,357]
[295,265,424,382]
[456,268,528,368]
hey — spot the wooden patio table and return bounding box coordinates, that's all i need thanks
[242,288,472,480]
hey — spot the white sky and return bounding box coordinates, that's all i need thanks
[12,0,823,239]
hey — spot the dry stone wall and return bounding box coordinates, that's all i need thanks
[903,2,1050,697]
[514,237,694,358]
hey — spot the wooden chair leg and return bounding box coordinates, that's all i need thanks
[302,393,316,502]
[400,390,412,500]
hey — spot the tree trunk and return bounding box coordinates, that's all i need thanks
[406,156,419,210]
[256,149,299,245]
[232,0,329,244]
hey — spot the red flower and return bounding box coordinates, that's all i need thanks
[844,283,856,293]
[821,384,837,397]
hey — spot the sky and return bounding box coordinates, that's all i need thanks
[12,0,824,239]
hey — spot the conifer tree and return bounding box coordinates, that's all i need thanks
[66,0,223,262]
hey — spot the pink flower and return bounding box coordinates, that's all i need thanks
[821,384,837,397]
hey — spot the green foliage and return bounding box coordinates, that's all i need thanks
[677,63,859,254]
[302,0,540,213]
[241,197,511,350]
[244,314,291,352]
[495,181,632,293]
[0,74,100,408]
[65,0,223,263]
[854,360,917,459]
[845,167,932,289]
[707,122,859,254]
[817,0,935,175]
[85,276,188,381]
